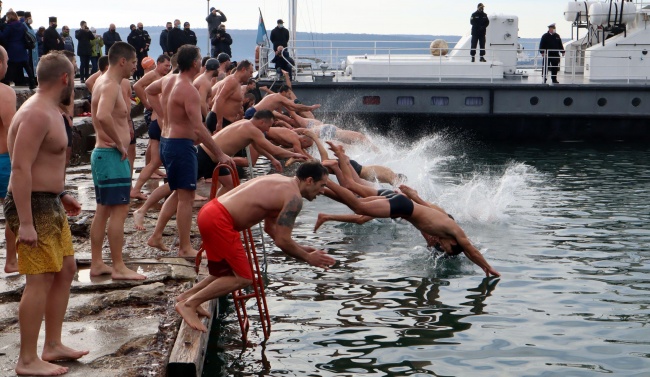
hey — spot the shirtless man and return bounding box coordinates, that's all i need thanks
[193,58,219,122]
[148,45,233,257]
[5,51,89,376]
[0,46,18,274]
[215,52,231,81]
[206,59,253,133]
[129,55,172,200]
[85,55,109,92]
[133,110,306,230]
[175,161,336,332]
[265,126,314,159]
[321,157,500,277]
[244,85,320,120]
[89,42,146,280]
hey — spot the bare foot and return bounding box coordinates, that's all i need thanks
[112,266,146,280]
[205,178,212,183]
[175,302,208,332]
[133,209,146,231]
[194,194,208,201]
[4,261,19,274]
[15,357,68,376]
[314,213,330,232]
[130,189,148,200]
[178,248,199,259]
[196,305,211,318]
[90,262,113,277]
[147,236,169,252]
[398,184,418,199]
[42,343,89,362]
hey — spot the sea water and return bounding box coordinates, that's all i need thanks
[202,132,650,376]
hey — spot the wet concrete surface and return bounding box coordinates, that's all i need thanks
[0,134,216,376]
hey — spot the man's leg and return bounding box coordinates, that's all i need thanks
[147,190,178,251]
[470,35,478,61]
[326,179,391,218]
[107,204,145,280]
[41,256,89,362]
[479,36,486,61]
[176,189,198,258]
[15,273,69,376]
[134,183,171,231]
[90,203,113,276]
[314,213,374,232]
[131,139,162,199]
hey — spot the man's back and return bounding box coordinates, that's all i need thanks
[220,174,299,230]
[213,120,258,155]
[166,74,199,140]
[255,93,285,112]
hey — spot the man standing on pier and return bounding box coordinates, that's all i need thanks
[0,45,17,274]
[470,3,489,63]
[539,23,565,84]
[175,161,336,332]
[5,51,89,376]
[207,59,254,133]
[89,42,146,280]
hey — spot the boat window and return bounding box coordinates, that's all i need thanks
[632,98,641,107]
[597,98,607,107]
[362,96,381,105]
[397,96,415,106]
[465,97,483,106]
[564,97,573,106]
[530,97,539,106]
[431,96,449,106]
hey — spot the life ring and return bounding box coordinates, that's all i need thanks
[254,45,260,70]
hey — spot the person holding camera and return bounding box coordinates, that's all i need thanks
[212,24,232,58]
[206,7,227,56]
[75,20,94,82]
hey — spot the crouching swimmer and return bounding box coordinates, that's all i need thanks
[175,161,336,332]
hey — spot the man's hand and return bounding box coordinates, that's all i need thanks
[61,194,82,216]
[306,249,336,270]
[270,158,283,172]
[113,143,128,160]
[216,152,235,170]
[18,224,38,248]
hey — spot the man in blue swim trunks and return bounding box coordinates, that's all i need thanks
[130,54,172,200]
[0,46,18,274]
[89,42,146,280]
[148,45,233,258]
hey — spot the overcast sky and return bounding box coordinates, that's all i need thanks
[11,0,573,38]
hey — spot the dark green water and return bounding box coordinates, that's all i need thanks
[203,139,650,376]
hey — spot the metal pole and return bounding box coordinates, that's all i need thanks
[207,0,210,56]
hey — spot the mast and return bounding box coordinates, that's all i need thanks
[289,0,297,57]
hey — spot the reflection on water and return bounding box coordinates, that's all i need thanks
[203,131,650,376]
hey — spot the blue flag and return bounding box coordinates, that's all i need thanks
[256,10,269,46]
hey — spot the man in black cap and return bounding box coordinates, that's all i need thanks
[216,52,231,80]
[183,21,197,46]
[270,19,290,53]
[206,7,227,57]
[43,16,64,54]
[470,3,489,62]
[539,23,565,84]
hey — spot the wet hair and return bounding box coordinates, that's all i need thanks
[176,45,200,72]
[98,55,109,71]
[157,54,170,64]
[108,41,136,66]
[252,109,274,121]
[296,161,328,182]
[279,84,291,93]
[201,56,210,67]
[37,51,73,84]
[235,59,252,72]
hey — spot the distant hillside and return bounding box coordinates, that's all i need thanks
[93,27,540,63]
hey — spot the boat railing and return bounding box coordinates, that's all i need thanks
[259,41,650,83]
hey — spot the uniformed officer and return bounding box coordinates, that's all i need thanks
[470,3,489,62]
[539,23,565,84]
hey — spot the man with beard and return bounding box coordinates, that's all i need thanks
[43,16,64,54]
[207,59,253,133]
[167,19,185,55]
[102,23,121,55]
[89,42,145,280]
[5,50,89,376]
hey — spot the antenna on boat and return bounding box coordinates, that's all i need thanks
[288,0,297,58]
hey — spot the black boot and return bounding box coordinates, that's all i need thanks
[471,57,475,63]
[480,57,487,62]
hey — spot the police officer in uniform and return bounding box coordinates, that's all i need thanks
[470,3,489,62]
[539,23,565,84]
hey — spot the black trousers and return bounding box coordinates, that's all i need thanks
[79,55,91,81]
[2,60,35,87]
[470,35,486,57]
[543,55,560,82]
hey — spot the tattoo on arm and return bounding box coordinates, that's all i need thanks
[276,196,303,228]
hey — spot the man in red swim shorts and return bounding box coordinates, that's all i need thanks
[175,161,337,332]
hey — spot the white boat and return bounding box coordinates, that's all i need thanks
[257,0,650,142]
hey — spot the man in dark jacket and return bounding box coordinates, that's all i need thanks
[539,23,565,84]
[160,21,172,55]
[206,7,227,56]
[270,19,289,53]
[43,16,64,54]
[137,22,151,55]
[102,23,121,55]
[470,3,489,62]
[183,22,197,46]
[211,24,232,58]
[127,23,146,80]
[75,20,93,82]
[167,19,185,55]
[0,10,35,88]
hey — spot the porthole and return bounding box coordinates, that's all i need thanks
[632,98,641,107]
[465,97,483,106]
[397,96,415,106]
[431,96,449,106]
[564,97,573,106]
[530,96,539,106]
[597,98,607,107]
[362,96,380,105]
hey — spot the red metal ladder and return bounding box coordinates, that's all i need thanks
[195,163,271,345]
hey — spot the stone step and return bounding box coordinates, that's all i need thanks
[74,99,91,117]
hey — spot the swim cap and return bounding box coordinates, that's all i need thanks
[141,57,155,70]
[205,58,219,71]
[217,53,230,64]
